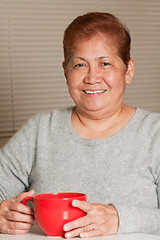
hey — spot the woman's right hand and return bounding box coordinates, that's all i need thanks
[0,190,35,234]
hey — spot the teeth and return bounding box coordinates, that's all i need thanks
[84,90,106,94]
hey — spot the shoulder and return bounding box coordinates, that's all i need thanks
[136,108,160,123]
[26,107,73,130]
[9,107,73,144]
[135,108,160,136]
[50,107,73,121]
[27,107,72,123]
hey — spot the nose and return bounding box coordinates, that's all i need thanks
[84,66,102,85]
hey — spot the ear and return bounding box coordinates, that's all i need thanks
[62,61,68,85]
[125,58,135,84]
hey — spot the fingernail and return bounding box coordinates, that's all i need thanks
[72,200,78,206]
[64,224,70,231]
[80,233,86,238]
[65,232,71,238]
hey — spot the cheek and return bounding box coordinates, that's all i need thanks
[103,72,117,87]
[104,71,126,89]
[66,72,84,88]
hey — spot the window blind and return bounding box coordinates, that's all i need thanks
[0,0,160,138]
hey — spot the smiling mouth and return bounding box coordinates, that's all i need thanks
[83,90,106,94]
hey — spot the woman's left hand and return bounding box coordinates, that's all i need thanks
[63,200,119,238]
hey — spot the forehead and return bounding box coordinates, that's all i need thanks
[71,33,119,58]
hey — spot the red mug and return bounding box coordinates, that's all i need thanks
[22,192,87,236]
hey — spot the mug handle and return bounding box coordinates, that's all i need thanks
[22,197,34,205]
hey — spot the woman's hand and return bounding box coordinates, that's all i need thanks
[0,190,35,234]
[64,200,119,238]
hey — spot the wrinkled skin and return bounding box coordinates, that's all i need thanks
[0,190,35,234]
[64,200,119,238]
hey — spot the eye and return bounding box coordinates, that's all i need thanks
[74,63,85,68]
[101,62,110,67]
[73,62,88,70]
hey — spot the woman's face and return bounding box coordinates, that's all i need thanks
[63,33,134,118]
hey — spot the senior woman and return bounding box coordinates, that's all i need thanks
[0,12,160,238]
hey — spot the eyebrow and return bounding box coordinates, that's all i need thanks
[73,57,86,61]
[98,56,110,60]
[73,56,110,61]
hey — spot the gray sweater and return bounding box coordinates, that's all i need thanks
[0,107,160,235]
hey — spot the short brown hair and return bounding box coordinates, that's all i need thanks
[63,12,131,67]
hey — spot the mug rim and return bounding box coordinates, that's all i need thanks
[34,192,86,200]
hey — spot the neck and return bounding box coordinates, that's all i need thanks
[71,104,136,139]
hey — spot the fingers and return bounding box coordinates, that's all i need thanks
[65,226,85,238]
[80,229,101,238]
[0,199,28,216]
[3,229,29,235]
[64,215,93,232]
[64,201,95,234]
[0,214,34,235]
[8,199,34,216]
[10,190,35,215]
[64,202,119,238]
[72,200,92,212]
[0,190,36,235]
[7,221,33,231]
[1,221,33,235]
[3,190,36,216]
[80,224,102,238]
[65,222,115,239]
[16,190,35,203]
[65,224,101,239]
[5,210,34,223]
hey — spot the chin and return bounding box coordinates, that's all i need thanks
[75,101,107,114]
[83,105,106,113]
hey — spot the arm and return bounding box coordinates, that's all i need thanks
[0,114,40,201]
[63,200,160,238]
[114,203,160,234]
[115,152,160,235]
[63,159,160,238]
[0,115,41,234]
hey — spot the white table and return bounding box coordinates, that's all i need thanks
[0,224,160,240]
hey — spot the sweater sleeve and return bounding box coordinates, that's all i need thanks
[114,156,160,235]
[0,114,41,202]
[115,204,160,235]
